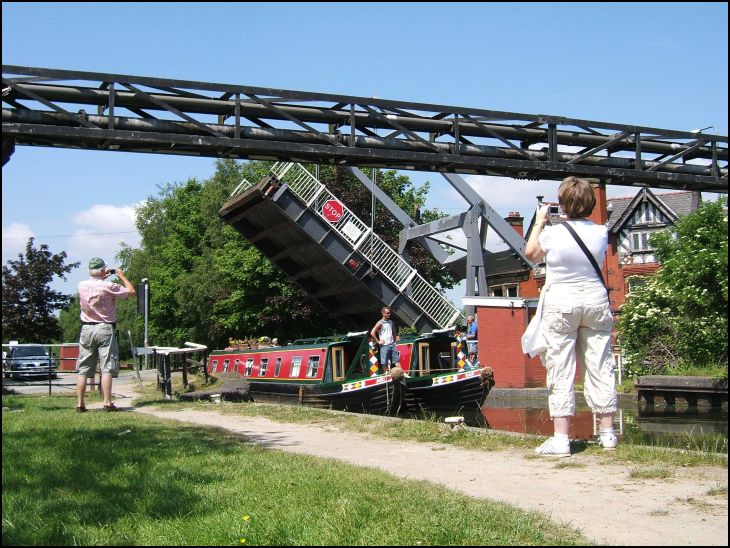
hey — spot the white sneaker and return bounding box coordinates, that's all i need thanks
[599,433,618,451]
[534,437,571,457]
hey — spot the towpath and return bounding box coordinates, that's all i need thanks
[105,373,727,546]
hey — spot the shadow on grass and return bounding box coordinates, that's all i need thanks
[2,395,254,545]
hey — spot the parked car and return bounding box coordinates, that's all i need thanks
[3,344,57,379]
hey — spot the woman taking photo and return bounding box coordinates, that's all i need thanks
[525,176,618,457]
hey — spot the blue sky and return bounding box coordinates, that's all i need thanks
[2,2,728,307]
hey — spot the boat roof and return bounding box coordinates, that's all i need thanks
[211,332,367,354]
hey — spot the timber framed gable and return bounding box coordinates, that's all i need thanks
[608,188,679,265]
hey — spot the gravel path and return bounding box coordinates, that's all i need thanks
[101,374,729,546]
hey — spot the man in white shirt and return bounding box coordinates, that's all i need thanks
[370,307,399,371]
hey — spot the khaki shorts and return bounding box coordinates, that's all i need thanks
[76,323,120,378]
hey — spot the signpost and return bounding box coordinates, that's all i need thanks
[322,199,343,223]
[137,279,150,368]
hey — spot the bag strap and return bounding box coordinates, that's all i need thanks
[560,222,610,294]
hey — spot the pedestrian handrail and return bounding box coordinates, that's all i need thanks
[228,163,462,328]
[267,162,462,328]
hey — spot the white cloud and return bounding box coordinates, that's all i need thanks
[1,223,36,264]
[68,203,142,266]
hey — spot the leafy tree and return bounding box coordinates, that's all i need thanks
[57,295,81,344]
[117,160,453,350]
[2,238,79,343]
[325,165,455,290]
[617,199,728,377]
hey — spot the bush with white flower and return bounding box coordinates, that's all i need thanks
[617,199,728,378]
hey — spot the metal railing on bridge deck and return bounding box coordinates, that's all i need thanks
[231,162,463,330]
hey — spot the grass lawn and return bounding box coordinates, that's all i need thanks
[3,394,590,546]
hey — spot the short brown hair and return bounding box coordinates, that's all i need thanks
[558,176,595,218]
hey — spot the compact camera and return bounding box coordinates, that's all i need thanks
[108,268,116,275]
[536,197,564,226]
[546,204,562,218]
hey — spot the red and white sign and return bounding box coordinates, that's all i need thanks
[322,199,344,222]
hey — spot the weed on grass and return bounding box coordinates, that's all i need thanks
[628,467,674,480]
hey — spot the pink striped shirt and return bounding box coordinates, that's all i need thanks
[78,277,131,323]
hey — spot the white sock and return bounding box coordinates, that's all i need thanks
[554,432,569,442]
[600,427,615,436]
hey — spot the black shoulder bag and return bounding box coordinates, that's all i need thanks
[560,223,610,295]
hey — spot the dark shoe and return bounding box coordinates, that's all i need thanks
[76,406,87,413]
[103,403,119,412]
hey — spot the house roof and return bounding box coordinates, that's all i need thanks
[607,189,700,232]
[524,189,701,237]
[445,249,531,280]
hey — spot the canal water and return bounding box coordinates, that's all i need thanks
[437,391,728,452]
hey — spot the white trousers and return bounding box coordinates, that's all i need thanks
[541,282,617,417]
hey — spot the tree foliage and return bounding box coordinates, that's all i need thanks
[116,160,453,350]
[2,238,79,343]
[617,199,728,376]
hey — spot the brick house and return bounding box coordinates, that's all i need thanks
[522,187,702,310]
[471,186,701,387]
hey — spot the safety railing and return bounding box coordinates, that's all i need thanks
[244,162,463,329]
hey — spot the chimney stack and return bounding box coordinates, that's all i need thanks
[506,211,524,237]
[589,183,608,225]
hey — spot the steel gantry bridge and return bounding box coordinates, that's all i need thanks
[2,65,727,192]
[2,65,727,328]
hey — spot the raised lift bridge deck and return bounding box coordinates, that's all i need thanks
[219,163,462,333]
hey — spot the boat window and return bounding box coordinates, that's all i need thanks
[259,358,268,376]
[234,358,241,373]
[418,343,430,375]
[211,359,218,372]
[306,355,320,378]
[274,357,282,377]
[332,347,345,381]
[223,359,230,373]
[245,358,254,376]
[290,356,302,377]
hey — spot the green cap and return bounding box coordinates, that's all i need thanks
[88,257,106,270]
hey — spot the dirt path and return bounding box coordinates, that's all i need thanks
[108,378,727,546]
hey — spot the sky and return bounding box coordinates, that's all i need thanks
[2,2,728,309]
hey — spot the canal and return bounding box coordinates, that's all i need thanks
[445,390,728,452]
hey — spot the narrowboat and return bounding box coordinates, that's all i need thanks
[206,332,408,415]
[206,329,494,416]
[394,330,495,412]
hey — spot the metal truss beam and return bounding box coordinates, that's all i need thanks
[2,65,726,193]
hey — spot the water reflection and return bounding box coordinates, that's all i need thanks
[466,399,728,451]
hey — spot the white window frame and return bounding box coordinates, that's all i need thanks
[630,230,654,252]
[290,356,302,377]
[259,358,268,376]
[627,276,648,293]
[306,355,320,378]
[489,284,519,298]
[245,358,254,376]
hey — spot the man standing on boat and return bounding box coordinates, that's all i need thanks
[371,307,399,371]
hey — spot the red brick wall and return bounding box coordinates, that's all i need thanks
[476,303,544,388]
